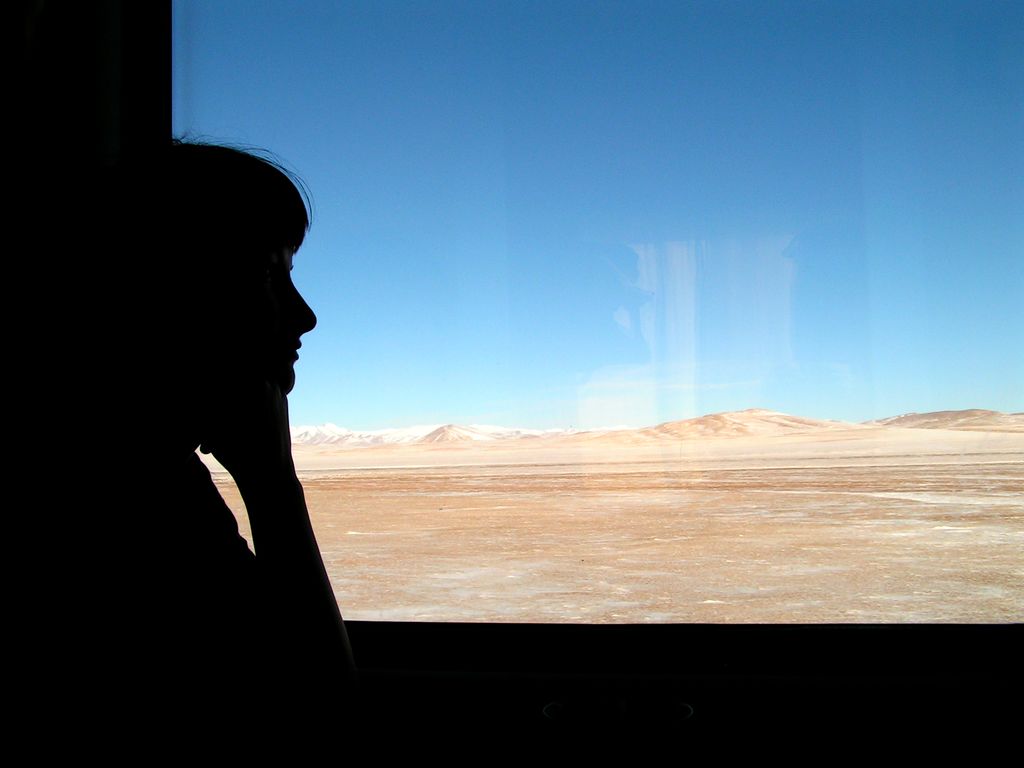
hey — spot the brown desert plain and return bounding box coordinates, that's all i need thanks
[204,409,1024,623]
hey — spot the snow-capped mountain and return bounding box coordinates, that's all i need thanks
[290,422,572,447]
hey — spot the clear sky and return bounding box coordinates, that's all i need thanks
[173,0,1022,430]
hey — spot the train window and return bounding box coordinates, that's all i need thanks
[173,0,1023,623]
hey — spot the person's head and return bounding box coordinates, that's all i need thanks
[125,140,318,406]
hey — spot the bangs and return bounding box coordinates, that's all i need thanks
[163,140,311,256]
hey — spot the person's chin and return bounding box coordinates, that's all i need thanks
[277,365,297,395]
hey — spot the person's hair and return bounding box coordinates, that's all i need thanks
[158,139,312,269]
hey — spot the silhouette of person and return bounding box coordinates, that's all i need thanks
[106,140,355,733]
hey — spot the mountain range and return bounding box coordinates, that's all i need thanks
[291,408,1023,448]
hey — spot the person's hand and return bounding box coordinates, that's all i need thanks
[198,376,296,493]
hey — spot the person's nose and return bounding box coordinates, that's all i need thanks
[296,290,317,336]
[287,281,317,337]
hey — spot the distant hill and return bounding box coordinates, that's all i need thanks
[643,408,863,439]
[866,409,1024,433]
[419,424,497,443]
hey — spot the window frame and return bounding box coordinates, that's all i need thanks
[153,0,1016,727]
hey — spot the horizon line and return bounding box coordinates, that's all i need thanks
[293,406,1021,434]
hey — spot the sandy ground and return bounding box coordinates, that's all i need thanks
[210,428,1024,623]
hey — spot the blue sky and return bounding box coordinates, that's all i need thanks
[173,0,1022,429]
